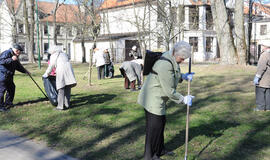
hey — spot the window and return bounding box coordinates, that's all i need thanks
[44,25,48,35]
[44,43,49,53]
[206,37,213,52]
[189,37,198,52]
[189,6,199,30]
[34,43,36,53]
[206,6,213,30]
[18,23,24,34]
[260,25,267,35]
[56,25,61,35]
[157,4,162,22]
[68,27,73,36]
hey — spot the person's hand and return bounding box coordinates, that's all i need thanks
[12,55,18,61]
[253,76,260,85]
[182,72,195,81]
[184,95,195,106]
[42,73,48,78]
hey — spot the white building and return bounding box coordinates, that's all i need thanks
[71,0,220,63]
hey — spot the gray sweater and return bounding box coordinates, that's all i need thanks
[256,50,270,88]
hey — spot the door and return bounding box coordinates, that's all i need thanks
[125,40,140,61]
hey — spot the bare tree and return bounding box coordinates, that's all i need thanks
[102,10,115,61]
[234,0,247,64]
[23,0,35,62]
[73,0,101,85]
[146,0,183,50]
[51,0,66,45]
[210,0,237,64]
[6,0,20,43]
[131,0,148,57]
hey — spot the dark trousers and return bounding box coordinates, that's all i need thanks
[97,65,105,80]
[256,86,270,110]
[104,63,110,77]
[144,109,166,160]
[0,79,15,107]
[124,76,135,90]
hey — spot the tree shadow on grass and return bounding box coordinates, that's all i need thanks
[13,98,48,107]
[220,119,270,160]
[67,115,145,160]
[165,120,239,155]
[70,93,117,108]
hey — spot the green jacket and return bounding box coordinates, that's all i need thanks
[137,51,184,115]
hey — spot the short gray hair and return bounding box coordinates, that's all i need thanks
[48,45,63,54]
[173,41,191,59]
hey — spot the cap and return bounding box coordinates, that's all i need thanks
[12,44,24,51]
[132,46,137,51]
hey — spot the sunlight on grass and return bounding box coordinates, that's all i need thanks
[0,63,270,160]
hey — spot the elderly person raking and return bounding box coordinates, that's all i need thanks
[0,44,27,112]
[138,41,195,160]
[43,45,77,111]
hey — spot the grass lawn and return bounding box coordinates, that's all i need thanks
[0,62,270,160]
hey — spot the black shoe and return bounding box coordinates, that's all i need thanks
[5,103,14,109]
[0,107,8,112]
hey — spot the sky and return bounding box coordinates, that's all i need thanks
[39,0,270,5]
[263,0,270,3]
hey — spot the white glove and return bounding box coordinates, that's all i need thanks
[42,73,48,78]
[183,95,195,106]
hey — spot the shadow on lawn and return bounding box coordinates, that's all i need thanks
[165,120,239,156]
[70,93,117,108]
[13,98,48,107]
[220,118,270,160]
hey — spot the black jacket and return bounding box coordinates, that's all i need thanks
[0,49,26,81]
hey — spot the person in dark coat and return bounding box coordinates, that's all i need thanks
[103,49,111,78]
[0,44,27,112]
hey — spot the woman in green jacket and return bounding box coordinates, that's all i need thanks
[138,41,195,160]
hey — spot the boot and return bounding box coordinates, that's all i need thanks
[0,107,8,112]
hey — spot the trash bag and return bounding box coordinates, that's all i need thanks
[42,76,58,106]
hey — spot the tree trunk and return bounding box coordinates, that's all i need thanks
[234,0,247,64]
[53,0,59,45]
[29,0,35,62]
[211,0,236,64]
[81,36,86,63]
[88,41,96,86]
[11,16,17,43]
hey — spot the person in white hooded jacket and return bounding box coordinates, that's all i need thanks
[43,45,77,110]
[93,48,106,80]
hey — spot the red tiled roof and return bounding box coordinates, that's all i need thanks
[188,0,210,5]
[5,0,21,13]
[100,0,144,9]
[244,2,270,16]
[37,1,80,23]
